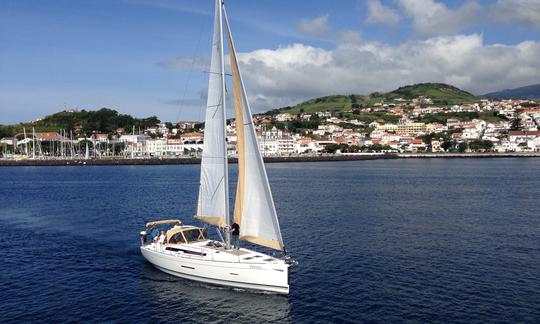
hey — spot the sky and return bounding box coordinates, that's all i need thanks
[1,0,539,124]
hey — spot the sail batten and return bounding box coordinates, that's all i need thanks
[196,0,228,227]
[223,7,285,251]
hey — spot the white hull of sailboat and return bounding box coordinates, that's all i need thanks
[141,243,290,294]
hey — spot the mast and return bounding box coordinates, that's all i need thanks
[23,127,28,156]
[219,0,231,245]
[32,127,36,159]
[70,130,74,159]
[195,0,228,230]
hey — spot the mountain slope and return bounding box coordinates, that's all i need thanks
[482,84,540,99]
[268,83,478,115]
[386,83,477,104]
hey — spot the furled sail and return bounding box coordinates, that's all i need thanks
[224,8,284,251]
[196,0,228,227]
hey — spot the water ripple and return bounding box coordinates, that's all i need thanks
[0,160,539,322]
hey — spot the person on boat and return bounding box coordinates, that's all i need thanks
[158,231,166,245]
[149,226,159,242]
[229,222,240,250]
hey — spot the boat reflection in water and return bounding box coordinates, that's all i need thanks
[141,263,290,323]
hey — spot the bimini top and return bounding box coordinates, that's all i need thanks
[166,225,206,244]
[146,219,182,228]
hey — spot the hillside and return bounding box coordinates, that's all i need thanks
[0,108,160,138]
[267,95,360,115]
[482,84,540,99]
[385,83,477,104]
[267,83,478,115]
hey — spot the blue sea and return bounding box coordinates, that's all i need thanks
[0,159,539,323]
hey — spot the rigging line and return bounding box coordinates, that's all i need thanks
[209,176,225,202]
[204,71,232,76]
[175,1,209,124]
[199,0,217,123]
[211,94,224,119]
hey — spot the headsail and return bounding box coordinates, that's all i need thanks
[223,7,285,251]
[196,0,229,228]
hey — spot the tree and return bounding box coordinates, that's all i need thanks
[457,142,468,153]
[483,140,493,151]
[469,139,493,152]
[324,143,341,154]
[441,140,454,152]
[510,117,521,131]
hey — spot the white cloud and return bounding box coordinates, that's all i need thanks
[491,0,540,28]
[297,15,330,38]
[366,0,400,25]
[235,35,540,112]
[339,31,362,44]
[396,0,481,36]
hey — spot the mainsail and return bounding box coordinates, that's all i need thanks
[223,8,285,251]
[196,0,229,227]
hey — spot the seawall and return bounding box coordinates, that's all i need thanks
[397,152,540,158]
[0,154,398,166]
[2,152,539,166]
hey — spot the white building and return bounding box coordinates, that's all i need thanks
[119,134,150,157]
[258,126,294,156]
[147,139,168,156]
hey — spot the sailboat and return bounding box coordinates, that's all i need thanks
[140,0,295,294]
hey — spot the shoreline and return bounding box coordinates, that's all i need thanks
[397,152,540,158]
[0,152,539,166]
[0,154,397,166]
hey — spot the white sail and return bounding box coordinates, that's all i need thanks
[196,0,229,228]
[224,8,284,251]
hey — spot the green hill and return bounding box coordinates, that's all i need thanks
[0,108,160,138]
[386,83,478,104]
[267,83,478,115]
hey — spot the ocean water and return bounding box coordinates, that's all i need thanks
[0,159,539,323]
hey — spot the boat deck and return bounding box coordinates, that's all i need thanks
[142,240,282,265]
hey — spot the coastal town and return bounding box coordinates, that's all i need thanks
[1,95,540,160]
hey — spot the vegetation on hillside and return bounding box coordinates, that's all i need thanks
[385,83,477,105]
[270,115,322,133]
[0,108,160,138]
[269,83,478,116]
[418,112,506,124]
